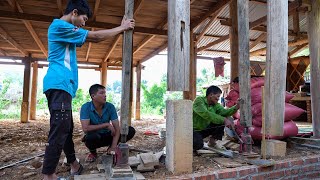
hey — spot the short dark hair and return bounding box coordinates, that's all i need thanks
[206,85,222,97]
[64,0,92,18]
[89,84,105,97]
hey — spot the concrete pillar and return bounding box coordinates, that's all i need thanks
[29,61,38,120]
[166,100,193,173]
[21,57,31,123]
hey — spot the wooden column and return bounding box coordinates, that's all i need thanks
[100,62,107,87]
[167,0,190,91]
[264,0,288,136]
[230,0,239,82]
[183,33,197,100]
[167,0,192,174]
[135,63,142,120]
[29,61,38,120]
[237,0,252,127]
[307,0,320,138]
[120,0,134,141]
[20,56,31,123]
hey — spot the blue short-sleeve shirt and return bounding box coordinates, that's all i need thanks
[80,101,118,134]
[43,19,89,97]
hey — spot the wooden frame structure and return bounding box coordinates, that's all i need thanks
[0,0,319,138]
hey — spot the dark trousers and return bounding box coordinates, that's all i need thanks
[42,89,76,175]
[84,126,136,154]
[193,124,225,150]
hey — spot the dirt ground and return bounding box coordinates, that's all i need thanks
[0,115,320,180]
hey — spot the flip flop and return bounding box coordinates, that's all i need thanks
[70,163,83,176]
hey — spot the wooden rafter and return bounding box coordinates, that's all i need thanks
[191,0,231,30]
[103,0,144,62]
[0,10,167,36]
[133,18,167,55]
[7,0,48,57]
[92,0,101,20]
[138,42,167,64]
[293,9,300,40]
[196,3,228,43]
[0,48,7,56]
[289,43,308,57]
[57,0,64,16]
[0,26,28,56]
[249,33,266,50]
[86,28,94,61]
[197,35,229,52]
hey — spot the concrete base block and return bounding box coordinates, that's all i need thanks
[166,100,193,174]
[265,139,286,157]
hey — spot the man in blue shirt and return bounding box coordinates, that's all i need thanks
[42,0,135,179]
[80,84,135,162]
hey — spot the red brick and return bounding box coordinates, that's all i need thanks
[205,174,217,180]
[257,166,274,173]
[290,159,304,166]
[237,167,257,177]
[290,168,300,175]
[304,157,319,164]
[217,169,237,179]
[307,172,320,178]
[292,176,299,180]
[274,161,290,170]
[302,165,315,172]
[251,174,266,180]
[237,178,250,180]
[268,170,285,179]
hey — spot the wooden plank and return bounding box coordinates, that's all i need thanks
[289,43,308,57]
[196,4,227,43]
[230,0,238,82]
[293,9,300,40]
[120,0,134,138]
[7,0,48,57]
[138,42,167,64]
[100,62,107,87]
[191,0,231,30]
[0,10,167,36]
[264,0,288,136]
[308,0,320,138]
[0,25,28,56]
[57,0,63,16]
[167,0,190,91]
[29,61,38,120]
[0,48,6,56]
[21,56,31,123]
[197,35,229,52]
[249,33,266,50]
[92,0,101,20]
[85,28,94,61]
[183,33,196,100]
[237,0,252,127]
[135,63,141,120]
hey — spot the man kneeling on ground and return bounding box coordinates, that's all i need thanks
[193,85,240,151]
[80,84,135,162]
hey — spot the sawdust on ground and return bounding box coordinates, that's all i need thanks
[0,115,319,180]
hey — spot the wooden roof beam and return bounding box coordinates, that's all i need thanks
[0,48,7,56]
[7,0,48,57]
[289,43,308,57]
[249,33,266,50]
[86,28,94,61]
[137,42,167,64]
[103,0,144,62]
[0,10,167,36]
[196,4,228,43]
[197,35,229,52]
[92,0,101,20]
[57,0,64,16]
[191,0,231,30]
[0,26,28,56]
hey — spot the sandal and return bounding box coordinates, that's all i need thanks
[70,163,83,176]
[85,153,97,163]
